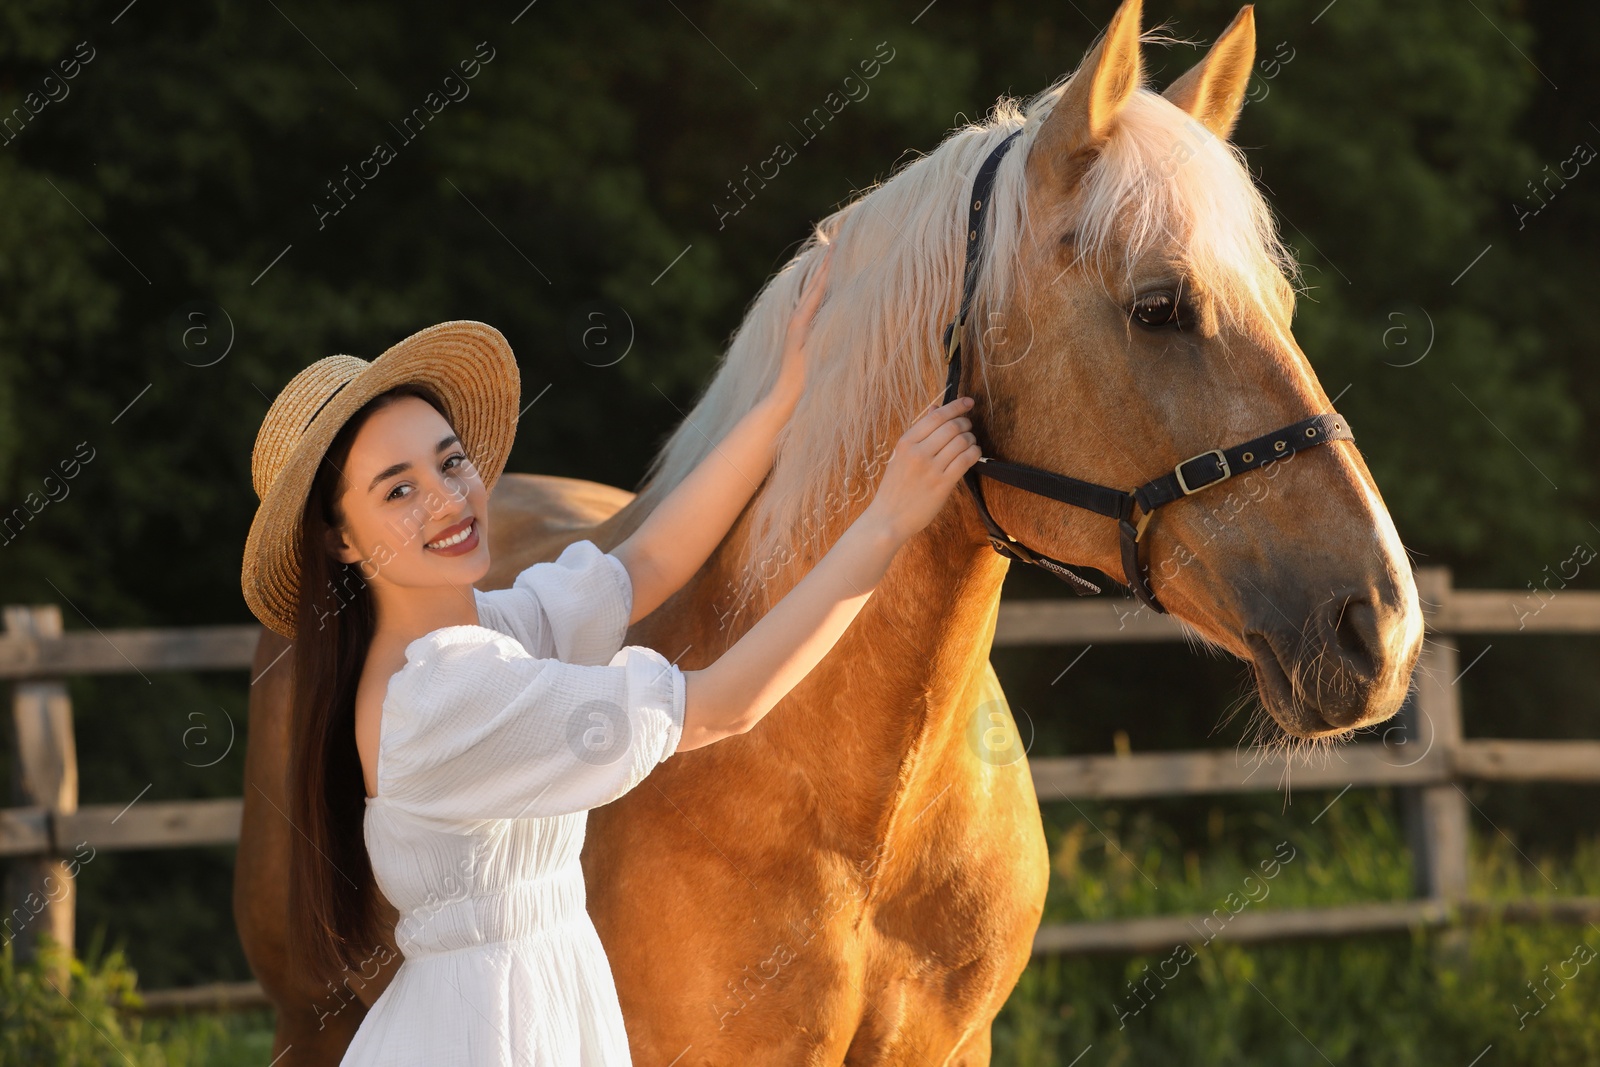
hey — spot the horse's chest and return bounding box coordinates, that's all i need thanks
[869,831,1046,961]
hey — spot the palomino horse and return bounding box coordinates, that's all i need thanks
[235,1,1424,1061]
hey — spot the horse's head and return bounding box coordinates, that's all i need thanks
[964,0,1422,739]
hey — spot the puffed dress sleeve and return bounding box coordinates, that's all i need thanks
[376,626,686,822]
[473,539,633,667]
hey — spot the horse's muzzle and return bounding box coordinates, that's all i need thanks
[1245,584,1422,738]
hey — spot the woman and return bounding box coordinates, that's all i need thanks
[239,245,981,1065]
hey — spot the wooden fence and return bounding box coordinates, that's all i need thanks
[2,567,1597,1012]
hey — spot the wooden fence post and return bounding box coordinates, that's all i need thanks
[1402,569,1471,908]
[3,604,77,987]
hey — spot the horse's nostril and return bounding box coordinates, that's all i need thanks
[1252,587,1415,735]
[1331,595,1381,681]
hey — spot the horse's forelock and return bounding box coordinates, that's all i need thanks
[1066,87,1302,336]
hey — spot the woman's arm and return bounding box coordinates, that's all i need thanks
[612,247,833,626]
[674,393,979,751]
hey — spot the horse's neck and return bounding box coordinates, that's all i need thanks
[662,505,1009,809]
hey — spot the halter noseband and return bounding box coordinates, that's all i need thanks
[938,129,1354,614]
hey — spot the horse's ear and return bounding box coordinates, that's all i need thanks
[1162,5,1256,141]
[1027,0,1144,188]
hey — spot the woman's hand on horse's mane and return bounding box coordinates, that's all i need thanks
[769,243,833,413]
[610,247,833,627]
[860,395,979,544]
[674,394,978,752]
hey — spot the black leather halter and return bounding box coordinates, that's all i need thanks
[939,129,1354,614]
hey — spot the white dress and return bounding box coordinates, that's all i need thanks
[340,539,686,1067]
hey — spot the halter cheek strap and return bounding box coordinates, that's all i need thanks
[938,129,1353,614]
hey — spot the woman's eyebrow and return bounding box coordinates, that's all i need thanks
[366,434,461,493]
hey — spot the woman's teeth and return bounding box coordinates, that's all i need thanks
[426,520,474,549]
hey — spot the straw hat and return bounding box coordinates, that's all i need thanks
[241,320,520,640]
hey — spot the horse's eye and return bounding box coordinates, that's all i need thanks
[1131,290,1186,330]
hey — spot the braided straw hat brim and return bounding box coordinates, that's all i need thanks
[241,320,520,640]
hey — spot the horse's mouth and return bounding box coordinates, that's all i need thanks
[1244,632,1350,740]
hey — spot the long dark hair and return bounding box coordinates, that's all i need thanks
[286,381,452,987]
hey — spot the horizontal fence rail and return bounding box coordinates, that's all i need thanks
[3,568,1597,1010]
[0,624,264,680]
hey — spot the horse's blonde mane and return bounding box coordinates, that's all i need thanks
[630,43,1301,629]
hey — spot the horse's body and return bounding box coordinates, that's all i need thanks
[236,3,1424,1061]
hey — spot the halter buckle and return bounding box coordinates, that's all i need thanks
[943,318,963,362]
[1133,508,1154,543]
[1174,449,1230,495]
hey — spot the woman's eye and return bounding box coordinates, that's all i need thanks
[385,454,470,501]
[1131,291,1186,330]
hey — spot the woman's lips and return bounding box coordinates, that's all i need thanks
[424,516,479,556]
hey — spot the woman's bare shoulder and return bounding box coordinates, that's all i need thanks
[356,641,410,800]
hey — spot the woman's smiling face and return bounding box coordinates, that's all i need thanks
[325,395,492,591]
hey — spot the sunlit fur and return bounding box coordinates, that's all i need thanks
[632,42,1307,643]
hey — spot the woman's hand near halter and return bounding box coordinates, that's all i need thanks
[675,393,979,751]
[610,244,834,626]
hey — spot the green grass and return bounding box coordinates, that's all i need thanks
[0,930,275,1066]
[993,790,1600,1066]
